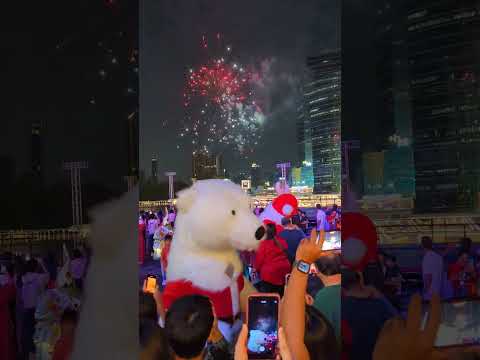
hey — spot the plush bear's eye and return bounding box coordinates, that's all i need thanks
[231,210,236,216]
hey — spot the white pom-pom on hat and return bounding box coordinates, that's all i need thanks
[342,237,367,266]
[282,204,293,216]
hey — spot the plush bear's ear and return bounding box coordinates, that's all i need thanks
[176,186,197,213]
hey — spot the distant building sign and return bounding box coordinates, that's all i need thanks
[241,180,251,190]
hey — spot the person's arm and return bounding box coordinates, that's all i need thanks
[281,230,324,360]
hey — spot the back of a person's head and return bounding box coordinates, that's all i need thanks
[61,309,79,333]
[460,237,472,251]
[26,258,38,273]
[341,268,360,290]
[72,249,82,259]
[307,276,324,298]
[165,295,214,359]
[165,234,173,241]
[316,204,321,209]
[421,236,433,250]
[265,223,277,240]
[304,305,340,360]
[316,253,341,276]
[281,217,292,227]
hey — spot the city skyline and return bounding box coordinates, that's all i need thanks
[140,0,340,182]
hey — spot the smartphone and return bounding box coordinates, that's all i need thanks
[422,298,480,348]
[144,276,157,294]
[322,231,341,251]
[247,294,280,359]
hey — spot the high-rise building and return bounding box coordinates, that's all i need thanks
[151,156,158,182]
[407,0,480,212]
[299,52,341,194]
[31,121,42,178]
[192,150,218,180]
[374,0,416,198]
[250,163,263,188]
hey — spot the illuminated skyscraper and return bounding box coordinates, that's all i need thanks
[407,0,480,212]
[192,150,218,180]
[298,52,341,194]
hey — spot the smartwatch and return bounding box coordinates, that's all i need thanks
[293,260,311,274]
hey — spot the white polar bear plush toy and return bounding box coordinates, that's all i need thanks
[163,179,265,342]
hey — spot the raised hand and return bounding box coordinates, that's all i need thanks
[295,229,325,264]
[373,294,447,360]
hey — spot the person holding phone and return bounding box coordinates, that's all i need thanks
[281,229,340,360]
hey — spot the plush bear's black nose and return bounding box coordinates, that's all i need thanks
[255,226,265,240]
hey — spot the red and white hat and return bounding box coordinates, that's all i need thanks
[341,212,378,271]
[272,193,298,218]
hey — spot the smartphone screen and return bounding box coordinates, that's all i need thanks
[422,299,480,347]
[247,295,279,359]
[322,231,341,251]
[145,276,157,294]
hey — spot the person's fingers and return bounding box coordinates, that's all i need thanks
[406,293,423,334]
[424,293,441,346]
[309,229,317,243]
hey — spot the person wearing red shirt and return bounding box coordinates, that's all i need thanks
[254,223,291,296]
[52,309,78,360]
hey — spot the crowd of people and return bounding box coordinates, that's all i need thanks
[138,201,480,360]
[0,246,88,360]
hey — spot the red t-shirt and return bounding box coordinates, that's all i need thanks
[163,275,244,319]
[52,334,74,360]
[161,242,171,270]
[254,237,291,286]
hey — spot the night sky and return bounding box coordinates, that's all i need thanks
[140,0,340,181]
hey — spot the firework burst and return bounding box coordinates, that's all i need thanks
[179,34,264,154]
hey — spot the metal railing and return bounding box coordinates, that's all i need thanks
[374,220,480,245]
[0,229,88,254]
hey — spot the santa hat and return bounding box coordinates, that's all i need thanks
[341,212,378,271]
[272,193,298,218]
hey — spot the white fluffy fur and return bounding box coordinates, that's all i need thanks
[167,179,263,292]
[71,188,139,360]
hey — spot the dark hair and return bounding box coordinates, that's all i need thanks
[165,295,214,358]
[316,204,321,209]
[341,268,361,290]
[307,276,324,298]
[61,309,78,325]
[72,249,82,259]
[460,237,472,252]
[421,236,433,250]
[25,259,38,273]
[165,234,173,241]
[265,223,277,240]
[315,254,341,276]
[304,305,340,360]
